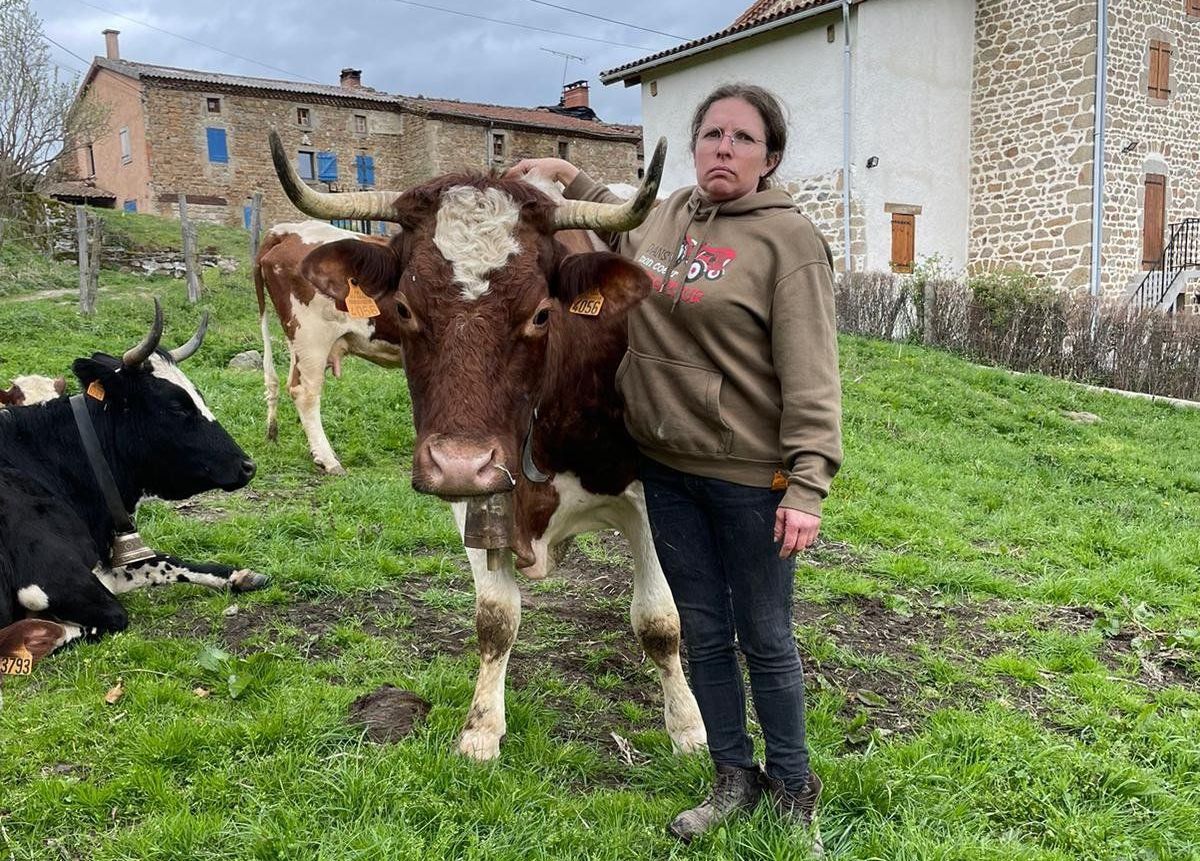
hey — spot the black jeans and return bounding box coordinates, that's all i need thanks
[641,456,811,791]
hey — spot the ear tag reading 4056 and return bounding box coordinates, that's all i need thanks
[86,381,105,402]
[346,279,380,319]
[568,290,605,317]
[0,645,33,676]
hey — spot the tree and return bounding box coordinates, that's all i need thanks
[0,0,107,213]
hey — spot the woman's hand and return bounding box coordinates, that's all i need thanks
[774,507,820,559]
[505,157,580,187]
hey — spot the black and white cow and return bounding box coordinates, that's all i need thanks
[0,301,264,642]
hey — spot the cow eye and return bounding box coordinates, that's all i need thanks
[532,307,551,327]
[396,300,413,320]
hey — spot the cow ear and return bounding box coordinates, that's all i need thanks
[552,251,651,317]
[72,355,127,401]
[301,239,401,309]
[0,619,68,664]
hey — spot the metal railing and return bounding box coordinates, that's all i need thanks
[1131,217,1200,310]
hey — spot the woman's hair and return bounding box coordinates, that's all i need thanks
[688,83,788,190]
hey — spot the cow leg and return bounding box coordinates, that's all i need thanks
[21,567,128,639]
[617,483,707,755]
[452,501,521,761]
[263,314,281,442]
[288,333,344,474]
[99,556,269,595]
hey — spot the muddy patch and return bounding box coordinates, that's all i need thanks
[347,685,431,743]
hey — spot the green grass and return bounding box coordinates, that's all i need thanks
[1,218,1199,860]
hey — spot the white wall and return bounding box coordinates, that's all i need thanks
[853,0,975,271]
[636,18,844,196]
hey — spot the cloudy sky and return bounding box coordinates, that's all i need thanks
[34,0,743,125]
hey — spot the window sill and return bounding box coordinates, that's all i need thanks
[1147,96,1170,107]
[121,157,132,165]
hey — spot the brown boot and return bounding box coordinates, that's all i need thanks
[763,770,823,856]
[668,763,763,843]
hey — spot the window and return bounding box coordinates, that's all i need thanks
[317,151,338,183]
[119,127,131,163]
[890,213,915,274]
[123,200,137,213]
[206,127,228,164]
[491,131,506,160]
[206,97,221,113]
[355,154,375,187]
[1149,40,1171,99]
[297,107,311,127]
[84,144,95,177]
[354,114,367,134]
[297,150,315,181]
[557,140,570,160]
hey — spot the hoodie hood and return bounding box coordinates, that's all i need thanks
[688,186,798,219]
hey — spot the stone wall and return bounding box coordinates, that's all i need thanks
[968,0,1098,290]
[784,169,867,273]
[1102,0,1200,294]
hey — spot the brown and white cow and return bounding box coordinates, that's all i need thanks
[255,224,405,474]
[268,130,705,760]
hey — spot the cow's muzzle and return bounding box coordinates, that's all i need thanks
[413,434,514,498]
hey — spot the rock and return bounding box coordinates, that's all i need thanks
[228,350,263,371]
[347,686,431,744]
[1062,410,1101,424]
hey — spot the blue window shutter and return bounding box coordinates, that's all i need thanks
[356,154,375,187]
[298,152,314,181]
[206,127,228,163]
[123,200,137,213]
[317,151,337,182]
[243,206,252,229]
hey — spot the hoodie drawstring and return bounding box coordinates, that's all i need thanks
[670,203,720,313]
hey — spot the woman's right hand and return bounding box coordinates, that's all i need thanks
[505,157,580,187]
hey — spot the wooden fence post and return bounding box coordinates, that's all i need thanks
[179,195,201,303]
[76,206,93,316]
[87,215,103,313]
[249,192,263,263]
[923,279,936,346]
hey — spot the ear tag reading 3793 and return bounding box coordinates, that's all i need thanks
[568,290,605,317]
[346,279,380,319]
[0,645,33,676]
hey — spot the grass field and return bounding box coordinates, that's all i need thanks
[1,211,1199,860]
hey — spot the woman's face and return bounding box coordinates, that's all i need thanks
[693,97,780,203]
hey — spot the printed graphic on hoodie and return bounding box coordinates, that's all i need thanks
[635,235,737,305]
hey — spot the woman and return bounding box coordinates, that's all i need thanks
[509,84,841,849]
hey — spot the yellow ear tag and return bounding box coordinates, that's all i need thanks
[86,381,106,402]
[771,470,789,492]
[345,280,380,319]
[0,645,33,676]
[568,290,605,317]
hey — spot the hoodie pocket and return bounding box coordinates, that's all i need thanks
[617,350,733,456]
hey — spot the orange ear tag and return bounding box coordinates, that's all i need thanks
[0,645,33,676]
[771,470,789,492]
[568,290,605,317]
[86,381,106,402]
[345,280,380,319]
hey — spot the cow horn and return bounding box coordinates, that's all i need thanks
[269,130,400,221]
[550,137,666,233]
[123,298,164,367]
[169,310,209,363]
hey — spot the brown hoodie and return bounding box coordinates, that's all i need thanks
[564,172,842,516]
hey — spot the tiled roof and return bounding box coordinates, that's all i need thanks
[600,0,866,84]
[43,179,117,201]
[401,96,640,139]
[90,58,639,140]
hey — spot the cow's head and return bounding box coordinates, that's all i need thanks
[72,301,256,499]
[269,131,663,499]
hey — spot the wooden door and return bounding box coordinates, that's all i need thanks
[1143,174,1166,270]
[891,213,915,274]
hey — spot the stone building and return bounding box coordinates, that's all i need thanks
[601,0,1200,308]
[67,31,641,231]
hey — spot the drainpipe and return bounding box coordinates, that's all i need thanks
[841,0,853,274]
[1089,0,1108,300]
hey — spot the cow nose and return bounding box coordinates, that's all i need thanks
[418,435,511,496]
[241,459,257,481]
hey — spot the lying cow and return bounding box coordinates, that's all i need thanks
[0,301,264,641]
[269,130,705,760]
[255,223,404,474]
[0,384,22,407]
[1,377,67,408]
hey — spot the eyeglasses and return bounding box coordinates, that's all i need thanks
[696,126,766,152]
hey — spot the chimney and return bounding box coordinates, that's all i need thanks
[561,80,589,109]
[102,29,120,60]
[340,68,362,89]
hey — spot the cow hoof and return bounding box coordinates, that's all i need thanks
[230,569,269,593]
[266,422,278,442]
[669,723,708,755]
[458,728,503,761]
[319,462,346,476]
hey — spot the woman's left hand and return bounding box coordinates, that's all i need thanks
[774,507,820,559]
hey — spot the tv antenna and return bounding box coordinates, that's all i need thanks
[540,47,586,88]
